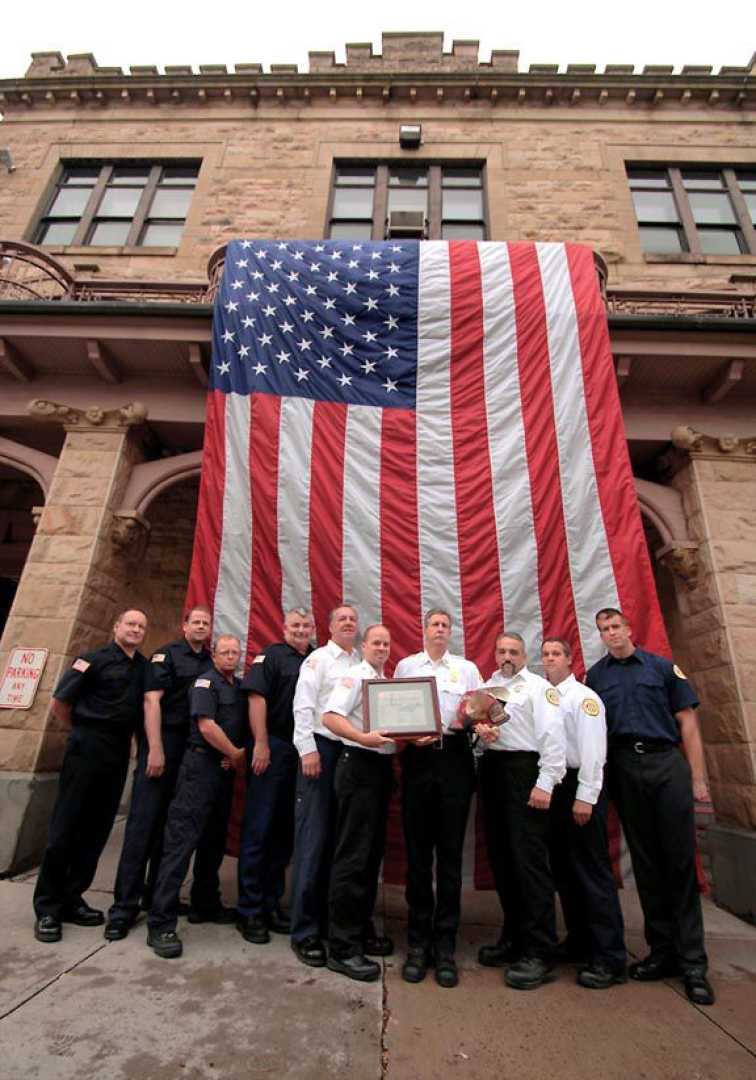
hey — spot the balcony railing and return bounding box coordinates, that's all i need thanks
[1,240,754,320]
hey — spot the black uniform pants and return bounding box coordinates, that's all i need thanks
[328,747,394,958]
[237,735,298,918]
[401,734,475,952]
[147,747,235,932]
[549,769,626,970]
[34,727,131,919]
[290,734,342,943]
[479,750,556,959]
[608,745,706,972]
[109,726,188,921]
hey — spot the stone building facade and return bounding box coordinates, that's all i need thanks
[0,33,754,917]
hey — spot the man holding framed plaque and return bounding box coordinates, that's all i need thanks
[394,608,482,988]
[321,623,398,982]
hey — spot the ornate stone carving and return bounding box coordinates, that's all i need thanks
[656,542,700,590]
[110,511,151,558]
[668,427,756,463]
[27,399,148,430]
[31,505,43,529]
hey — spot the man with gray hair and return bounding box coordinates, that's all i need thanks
[236,608,315,945]
[289,604,362,967]
[395,608,481,988]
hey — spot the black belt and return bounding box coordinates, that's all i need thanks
[612,737,677,755]
[341,745,390,763]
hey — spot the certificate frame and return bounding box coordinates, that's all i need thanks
[362,677,442,738]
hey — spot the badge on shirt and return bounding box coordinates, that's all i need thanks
[582,698,600,717]
[340,676,354,688]
[449,669,460,683]
[305,657,319,671]
[545,688,560,706]
[673,664,688,680]
[72,658,90,673]
[253,654,265,664]
[194,678,212,689]
[151,653,166,663]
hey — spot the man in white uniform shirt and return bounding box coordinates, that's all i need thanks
[289,604,360,967]
[395,608,481,988]
[322,624,396,982]
[541,638,627,989]
[477,632,566,990]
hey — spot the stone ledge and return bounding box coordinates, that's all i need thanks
[709,823,756,925]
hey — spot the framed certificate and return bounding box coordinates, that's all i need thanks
[362,677,442,738]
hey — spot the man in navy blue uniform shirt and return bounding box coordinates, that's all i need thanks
[586,608,714,1006]
[236,608,315,944]
[33,609,148,943]
[146,634,248,958]
[105,605,214,939]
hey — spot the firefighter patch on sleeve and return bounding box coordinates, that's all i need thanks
[673,664,688,679]
[545,688,560,706]
[72,658,90,673]
[151,653,166,663]
[195,678,212,689]
[582,698,600,717]
[253,654,265,664]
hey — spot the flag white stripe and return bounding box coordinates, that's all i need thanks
[343,404,382,629]
[537,242,619,668]
[277,396,315,615]
[417,242,465,653]
[214,393,252,655]
[479,242,544,661]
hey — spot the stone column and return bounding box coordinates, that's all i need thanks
[661,427,756,921]
[0,400,149,874]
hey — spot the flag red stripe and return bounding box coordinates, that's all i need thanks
[308,401,348,642]
[380,407,422,674]
[448,241,505,674]
[246,393,283,662]
[565,245,669,657]
[510,243,583,666]
[185,388,226,614]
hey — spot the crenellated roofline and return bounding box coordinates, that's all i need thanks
[0,33,754,112]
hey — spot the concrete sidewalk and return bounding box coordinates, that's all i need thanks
[1,818,755,1080]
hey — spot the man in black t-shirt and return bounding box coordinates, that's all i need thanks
[105,606,213,940]
[33,609,148,943]
[236,608,314,944]
[147,635,248,959]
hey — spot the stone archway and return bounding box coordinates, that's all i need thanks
[0,464,45,638]
[118,472,200,654]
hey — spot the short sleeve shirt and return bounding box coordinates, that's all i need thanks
[144,638,213,728]
[586,648,699,743]
[188,666,248,760]
[393,651,481,734]
[241,641,313,741]
[54,641,147,736]
[325,658,396,755]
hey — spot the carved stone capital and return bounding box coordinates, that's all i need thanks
[111,510,151,557]
[31,505,43,529]
[656,541,700,591]
[27,399,148,431]
[669,426,756,462]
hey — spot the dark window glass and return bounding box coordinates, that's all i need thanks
[332,187,374,219]
[329,221,374,239]
[161,166,199,185]
[89,221,132,245]
[638,226,685,254]
[736,172,756,192]
[61,168,99,185]
[388,167,428,187]
[149,188,194,218]
[698,229,743,255]
[38,221,79,245]
[109,167,151,186]
[48,188,91,216]
[140,223,185,246]
[632,190,679,224]
[442,223,486,240]
[443,188,484,221]
[98,188,143,217]
[626,169,669,188]
[335,166,375,186]
[688,192,736,225]
[681,170,724,190]
[387,187,428,214]
[442,168,482,188]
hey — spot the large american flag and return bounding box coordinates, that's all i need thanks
[187,238,668,677]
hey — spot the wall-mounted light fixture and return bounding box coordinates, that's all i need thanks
[399,124,422,150]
